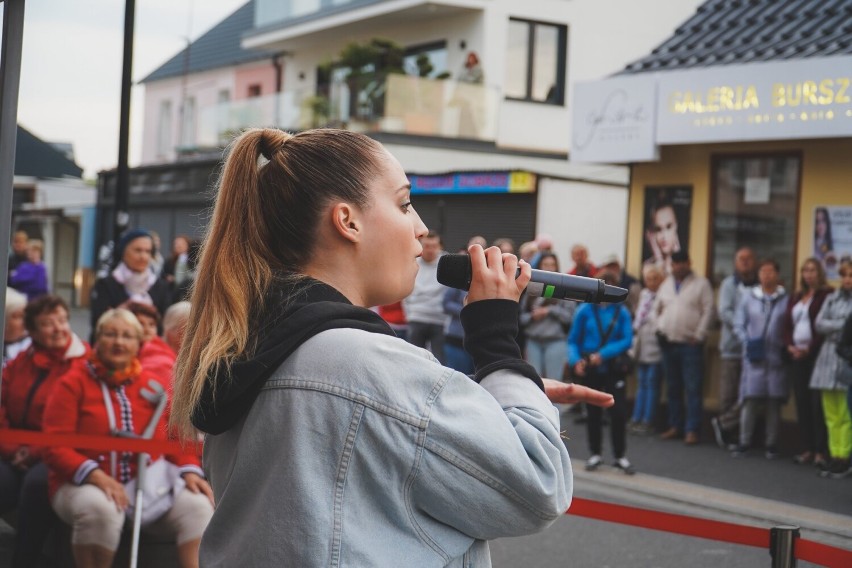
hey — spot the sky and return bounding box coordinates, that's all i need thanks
[9,0,247,178]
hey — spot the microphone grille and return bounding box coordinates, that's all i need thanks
[436,254,472,290]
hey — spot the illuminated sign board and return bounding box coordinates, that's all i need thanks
[409,171,536,195]
[570,55,852,163]
[657,55,852,144]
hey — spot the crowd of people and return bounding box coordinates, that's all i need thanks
[3,217,852,563]
[387,233,852,479]
[3,229,210,567]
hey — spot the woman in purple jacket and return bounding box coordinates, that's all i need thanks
[8,240,48,301]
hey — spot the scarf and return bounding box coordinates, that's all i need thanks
[111,262,157,304]
[88,351,142,388]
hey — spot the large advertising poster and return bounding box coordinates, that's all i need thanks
[814,206,852,279]
[643,186,693,275]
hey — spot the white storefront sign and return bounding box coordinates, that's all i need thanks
[571,75,658,163]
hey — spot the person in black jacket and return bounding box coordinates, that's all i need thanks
[838,311,852,420]
[89,229,170,341]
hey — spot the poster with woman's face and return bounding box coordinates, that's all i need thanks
[814,206,852,279]
[642,186,692,275]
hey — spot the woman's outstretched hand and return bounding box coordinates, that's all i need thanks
[542,378,614,408]
[465,245,530,304]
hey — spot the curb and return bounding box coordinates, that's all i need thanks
[570,458,852,545]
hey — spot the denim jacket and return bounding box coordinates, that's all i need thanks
[199,328,572,567]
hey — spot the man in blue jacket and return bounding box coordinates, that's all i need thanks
[568,271,635,474]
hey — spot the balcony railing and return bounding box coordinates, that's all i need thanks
[195,75,499,148]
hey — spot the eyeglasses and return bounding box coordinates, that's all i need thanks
[99,330,139,342]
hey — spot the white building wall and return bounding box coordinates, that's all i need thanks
[140,68,237,164]
[536,177,629,268]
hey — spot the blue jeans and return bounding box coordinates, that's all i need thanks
[444,342,474,375]
[525,338,567,378]
[631,362,662,424]
[661,342,704,434]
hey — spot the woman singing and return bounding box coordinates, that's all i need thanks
[171,128,612,567]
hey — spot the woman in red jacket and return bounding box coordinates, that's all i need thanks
[43,308,212,568]
[0,295,89,567]
[122,300,177,383]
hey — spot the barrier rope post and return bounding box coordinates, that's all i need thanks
[770,525,800,568]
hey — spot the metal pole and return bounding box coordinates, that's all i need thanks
[770,525,800,568]
[0,0,28,380]
[113,0,136,249]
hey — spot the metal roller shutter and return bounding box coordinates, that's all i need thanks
[412,193,537,253]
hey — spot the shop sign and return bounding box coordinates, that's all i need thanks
[570,75,658,163]
[657,55,852,144]
[409,171,536,195]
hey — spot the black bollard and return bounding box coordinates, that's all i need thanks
[769,525,800,568]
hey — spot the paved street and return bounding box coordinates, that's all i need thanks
[487,414,852,567]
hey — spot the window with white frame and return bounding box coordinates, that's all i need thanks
[157,100,172,157]
[180,96,196,147]
[505,18,567,105]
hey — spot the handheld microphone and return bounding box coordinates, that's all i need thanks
[436,253,628,304]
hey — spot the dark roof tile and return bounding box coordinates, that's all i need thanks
[15,126,83,179]
[141,1,275,84]
[623,0,852,73]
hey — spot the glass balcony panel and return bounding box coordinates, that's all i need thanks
[383,74,499,140]
[194,74,498,149]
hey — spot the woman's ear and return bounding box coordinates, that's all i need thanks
[330,202,360,243]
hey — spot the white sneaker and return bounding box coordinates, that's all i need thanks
[586,455,602,471]
[614,457,636,475]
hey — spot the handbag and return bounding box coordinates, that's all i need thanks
[124,457,184,527]
[611,353,635,375]
[745,297,778,363]
[592,307,634,376]
[745,337,767,362]
[837,352,852,387]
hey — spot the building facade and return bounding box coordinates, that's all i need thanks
[11,126,94,307]
[571,0,852,414]
[116,0,703,265]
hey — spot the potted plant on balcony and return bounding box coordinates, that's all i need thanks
[336,38,405,130]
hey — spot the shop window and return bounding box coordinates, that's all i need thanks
[180,96,196,147]
[505,18,566,105]
[12,187,34,208]
[711,154,801,287]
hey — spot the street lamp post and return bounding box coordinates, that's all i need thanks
[0,0,27,374]
[113,0,136,249]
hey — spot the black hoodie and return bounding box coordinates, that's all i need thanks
[191,277,542,435]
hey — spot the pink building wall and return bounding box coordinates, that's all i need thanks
[234,63,278,100]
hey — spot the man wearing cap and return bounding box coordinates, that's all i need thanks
[654,251,715,445]
[600,254,640,315]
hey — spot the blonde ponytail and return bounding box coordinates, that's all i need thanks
[171,128,383,437]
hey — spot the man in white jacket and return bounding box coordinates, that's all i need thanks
[654,251,715,445]
[403,231,448,363]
